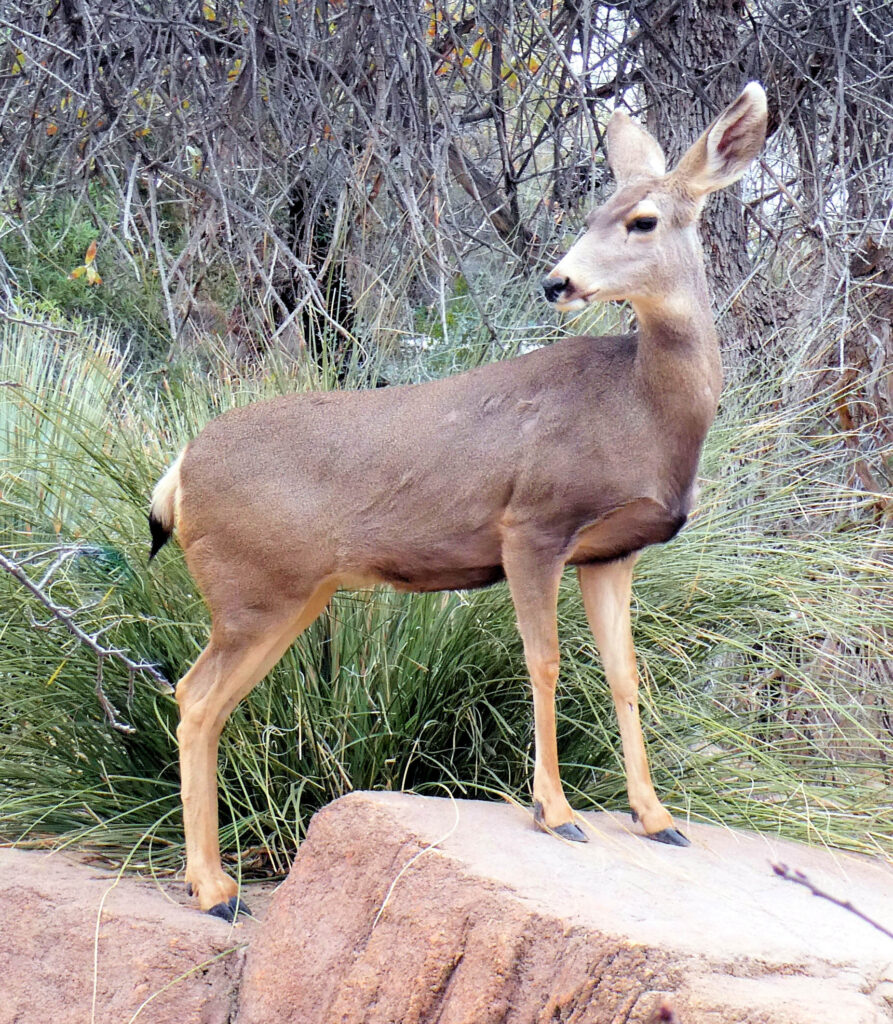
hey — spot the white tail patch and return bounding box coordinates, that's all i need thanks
[150,450,184,531]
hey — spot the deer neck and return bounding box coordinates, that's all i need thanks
[629,265,722,431]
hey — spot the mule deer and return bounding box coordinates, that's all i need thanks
[150,83,767,920]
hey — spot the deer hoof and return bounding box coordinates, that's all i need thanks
[553,821,588,842]
[207,896,251,922]
[533,802,589,843]
[647,827,690,847]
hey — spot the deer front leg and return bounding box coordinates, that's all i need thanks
[503,538,586,843]
[577,556,689,846]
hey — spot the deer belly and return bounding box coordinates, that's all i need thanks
[381,563,506,593]
[369,526,507,593]
[567,497,687,565]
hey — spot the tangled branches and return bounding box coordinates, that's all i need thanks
[0,1,889,408]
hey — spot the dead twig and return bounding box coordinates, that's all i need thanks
[0,548,174,735]
[771,862,893,942]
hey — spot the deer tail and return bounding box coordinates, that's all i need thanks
[148,450,184,560]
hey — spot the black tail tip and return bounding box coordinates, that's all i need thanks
[148,513,172,561]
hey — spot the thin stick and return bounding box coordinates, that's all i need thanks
[771,862,893,942]
[372,792,461,930]
[0,550,174,731]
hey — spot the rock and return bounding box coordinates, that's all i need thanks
[238,792,893,1024]
[0,846,264,1024]
[3,795,892,1022]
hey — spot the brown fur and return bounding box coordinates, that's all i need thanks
[151,84,768,914]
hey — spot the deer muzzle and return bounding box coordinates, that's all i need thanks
[541,275,570,304]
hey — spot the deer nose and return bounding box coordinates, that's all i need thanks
[541,276,570,303]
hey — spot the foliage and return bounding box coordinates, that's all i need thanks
[1,318,890,877]
[0,189,171,349]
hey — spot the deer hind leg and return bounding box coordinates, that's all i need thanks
[502,538,586,843]
[176,580,338,919]
[577,556,689,846]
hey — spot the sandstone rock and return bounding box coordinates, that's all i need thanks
[3,795,892,1023]
[238,793,893,1024]
[0,847,263,1024]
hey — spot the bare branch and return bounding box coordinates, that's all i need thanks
[772,862,893,942]
[0,549,174,734]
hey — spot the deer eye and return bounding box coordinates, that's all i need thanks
[628,216,658,234]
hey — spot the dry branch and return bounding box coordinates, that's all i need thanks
[772,862,893,942]
[0,548,173,735]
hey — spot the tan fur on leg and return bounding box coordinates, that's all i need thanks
[578,557,674,836]
[176,582,337,911]
[502,537,573,830]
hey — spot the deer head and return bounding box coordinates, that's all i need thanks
[543,83,767,314]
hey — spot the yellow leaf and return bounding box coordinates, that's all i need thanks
[186,144,203,175]
[469,36,488,59]
[203,0,216,19]
[86,265,102,285]
[85,239,98,264]
[227,58,243,82]
[11,49,25,75]
[68,265,86,279]
[46,123,58,136]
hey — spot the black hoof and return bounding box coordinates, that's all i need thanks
[533,802,589,843]
[553,821,589,842]
[647,827,690,847]
[207,896,251,922]
[185,882,193,897]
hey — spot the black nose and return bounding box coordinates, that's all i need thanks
[541,275,570,303]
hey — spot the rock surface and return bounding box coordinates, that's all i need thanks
[2,793,893,1023]
[0,846,265,1024]
[239,793,893,1024]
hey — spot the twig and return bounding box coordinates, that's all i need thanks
[0,310,80,336]
[771,862,893,942]
[94,659,135,735]
[0,549,174,734]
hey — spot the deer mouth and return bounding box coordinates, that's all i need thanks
[555,290,599,312]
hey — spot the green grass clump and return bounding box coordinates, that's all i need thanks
[1,317,890,879]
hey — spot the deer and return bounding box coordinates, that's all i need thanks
[149,83,768,921]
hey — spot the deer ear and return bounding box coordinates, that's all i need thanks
[606,110,667,186]
[672,82,767,197]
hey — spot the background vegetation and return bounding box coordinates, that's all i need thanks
[1,0,890,877]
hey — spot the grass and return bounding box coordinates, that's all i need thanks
[1,313,891,881]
